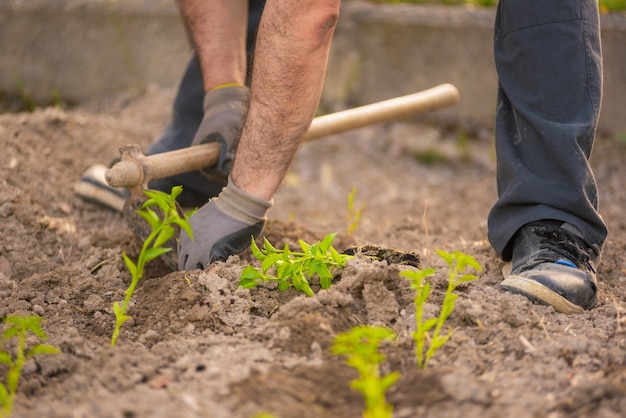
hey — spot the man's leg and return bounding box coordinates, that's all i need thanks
[178,0,341,270]
[148,0,266,208]
[488,0,607,313]
[231,0,341,199]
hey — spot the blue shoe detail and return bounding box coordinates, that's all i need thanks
[554,259,577,269]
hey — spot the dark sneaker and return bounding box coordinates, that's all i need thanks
[500,220,598,314]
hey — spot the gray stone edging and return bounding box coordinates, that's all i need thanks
[1,1,625,134]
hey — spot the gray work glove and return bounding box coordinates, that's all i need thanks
[192,84,247,177]
[178,176,273,270]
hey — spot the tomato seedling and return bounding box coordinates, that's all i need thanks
[111,186,195,346]
[0,315,59,418]
[401,249,481,368]
[239,233,352,296]
[332,325,399,418]
[347,187,366,236]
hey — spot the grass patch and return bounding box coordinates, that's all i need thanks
[0,90,72,114]
[369,0,626,12]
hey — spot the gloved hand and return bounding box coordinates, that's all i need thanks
[191,84,247,177]
[178,176,273,270]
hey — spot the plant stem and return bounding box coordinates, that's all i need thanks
[424,262,458,363]
[415,287,427,368]
[110,227,158,347]
[1,325,26,417]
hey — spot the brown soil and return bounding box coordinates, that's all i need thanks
[1,87,625,418]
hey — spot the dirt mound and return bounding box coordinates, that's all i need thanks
[1,88,625,417]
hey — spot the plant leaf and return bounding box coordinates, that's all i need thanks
[26,322,47,341]
[169,185,183,200]
[381,371,400,391]
[0,352,13,367]
[263,237,279,253]
[154,225,176,249]
[112,301,125,317]
[421,318,438,332]
[122,253,138,278]
[319,275,332,290]
[319,232,337,253]
[250,238,265,261]
[298,239,311,254]
[27,344,60,358]
[7,369,19,393]
[142,189,171,213]
[330,246,350,266]
[459,273,479,284]
[431,330,453,350]
[238,268,261,289]
[172,217,194,241]
[137,208,161,230]
[440,294,458,320]
[0,383,9,405]
[143,246,172,263]
[237,278,257,289]
[435,248,454,266]
[240,265,262,281]
[282,243,291,259]
[3,327,18,341]
[300,280,314,297]
[277,280,291,291]
[310,261,332,289]
[116,314,131,327]
[261,253,283,273]
[276,260,294,282]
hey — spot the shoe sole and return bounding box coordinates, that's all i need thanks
[500,269,585,315]
[73,164,126,212]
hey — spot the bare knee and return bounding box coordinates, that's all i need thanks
[311,0,340,42]
[266,0,340,47]
[313,0,341,35]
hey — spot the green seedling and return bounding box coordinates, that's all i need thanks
[401,249,482,368]
[0,315,59,418]
[239,233,352,296]
[347,187,366,235]
[111,186,195,347]
[332,325,399,418]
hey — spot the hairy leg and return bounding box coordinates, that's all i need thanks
[177,0,249,90]
[231,0,341,200]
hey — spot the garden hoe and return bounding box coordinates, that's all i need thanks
[102,83,460,264]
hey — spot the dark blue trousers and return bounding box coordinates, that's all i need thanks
[488,0,607,260]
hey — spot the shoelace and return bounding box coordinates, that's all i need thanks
[531,225,596,274]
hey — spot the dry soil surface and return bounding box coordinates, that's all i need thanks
[1,87,625,418]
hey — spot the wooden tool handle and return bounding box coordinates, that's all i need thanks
[106,83,459,188]
[308,83,459,139]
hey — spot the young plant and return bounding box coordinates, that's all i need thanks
[401,249,482,368]
[238,233,352,296]
[0,315,59,418]
[347,187,366,235]
[332,325,399,418]
[111,186,195,347]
